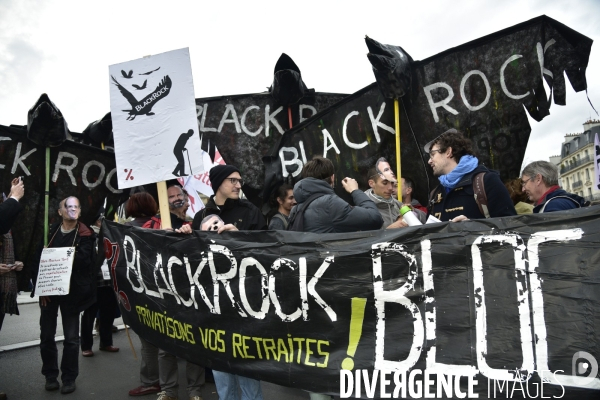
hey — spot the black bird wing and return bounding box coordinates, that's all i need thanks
[111,76,138,106]
[132,80,147,90]
[138,76,172,110]
[121,69,133,78]
[139,66,160,76]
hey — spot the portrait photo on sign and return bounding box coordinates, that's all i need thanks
[109,47,203,188]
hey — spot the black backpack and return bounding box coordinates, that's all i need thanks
[287,194,323,232]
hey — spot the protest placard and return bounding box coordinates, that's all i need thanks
[109,48,203,188]
[33,247,75,296]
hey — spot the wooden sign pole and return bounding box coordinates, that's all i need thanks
[157,181,172,229]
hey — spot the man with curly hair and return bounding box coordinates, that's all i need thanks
[425,129,516,221]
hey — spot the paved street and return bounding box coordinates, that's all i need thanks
[0,295,311,400]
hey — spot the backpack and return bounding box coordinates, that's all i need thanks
[428,172,490,218]
[539,196,583,213]
[287,193,324,231]
[271,213,289,230]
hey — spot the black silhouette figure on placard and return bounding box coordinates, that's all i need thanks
[121,70,133,79]
[139,67,161,75]
[172,129,195,177]
[111,75,171,120]
[132,80,147,90]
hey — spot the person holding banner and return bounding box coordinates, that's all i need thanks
[364,165,426,229]
[425,129,516,221]
[125,193,163,397]
[191,165,266,231]
[31,196,96,395]
[288,156,383,233]
[521,160,586,212]
[288,156,381,400]
[192,164,264,400]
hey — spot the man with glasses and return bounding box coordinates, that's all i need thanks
[192,164,266,400]
[521,160,585,213]
[425,129,516,221]
[192,165,266,231]
[31,197,95,395]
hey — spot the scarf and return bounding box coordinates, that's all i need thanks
[439,155,479,191]
[366,189,395,204]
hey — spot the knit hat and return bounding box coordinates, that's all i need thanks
[209,165,241,190]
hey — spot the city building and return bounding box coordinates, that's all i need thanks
[559,119,600,205]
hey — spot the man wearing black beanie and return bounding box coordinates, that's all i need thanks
[191,164,266,399]
[192,164,266,231]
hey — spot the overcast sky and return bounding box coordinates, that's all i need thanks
[0,0,598,172]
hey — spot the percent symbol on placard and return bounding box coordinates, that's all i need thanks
[124,168,134,180]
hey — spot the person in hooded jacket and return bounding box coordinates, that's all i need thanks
[289,156,382,233]
[521,161,586,213]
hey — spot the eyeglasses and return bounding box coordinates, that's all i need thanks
[227,178,244,186]
[428,148,443,158]
[520,177,532,187]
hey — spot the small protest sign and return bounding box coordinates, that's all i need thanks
[109,48,203,189]
[34,247,75,296]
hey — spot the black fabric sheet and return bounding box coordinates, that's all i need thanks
[103,206,600,399]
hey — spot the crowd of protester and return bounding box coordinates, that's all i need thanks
[0,129,592,400]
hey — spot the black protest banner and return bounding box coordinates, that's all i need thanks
[103,206,600,399]
[269,16,592,204]
[408,15,592,180]
[194,92,347,204]
[265,83,399,204]
[0,124,123,288]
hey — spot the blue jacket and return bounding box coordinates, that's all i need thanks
[429,165,517,221]
[290,178,383,233]
[533,188,585,213]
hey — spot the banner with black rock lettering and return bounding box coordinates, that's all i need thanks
[0,124,124,290]
[268,15,593,205]
[195,91,348,207]
[102,206,600,399]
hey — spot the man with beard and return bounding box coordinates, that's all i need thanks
[142,184,192,230]
[425,129,516,221]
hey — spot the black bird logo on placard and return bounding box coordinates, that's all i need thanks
[139,67,161,76]
[121,70,133,79]
[111,75,172,121]
[132,80,147,90]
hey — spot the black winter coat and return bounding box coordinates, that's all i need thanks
[429,166,517,221]
[192,197,267,231]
